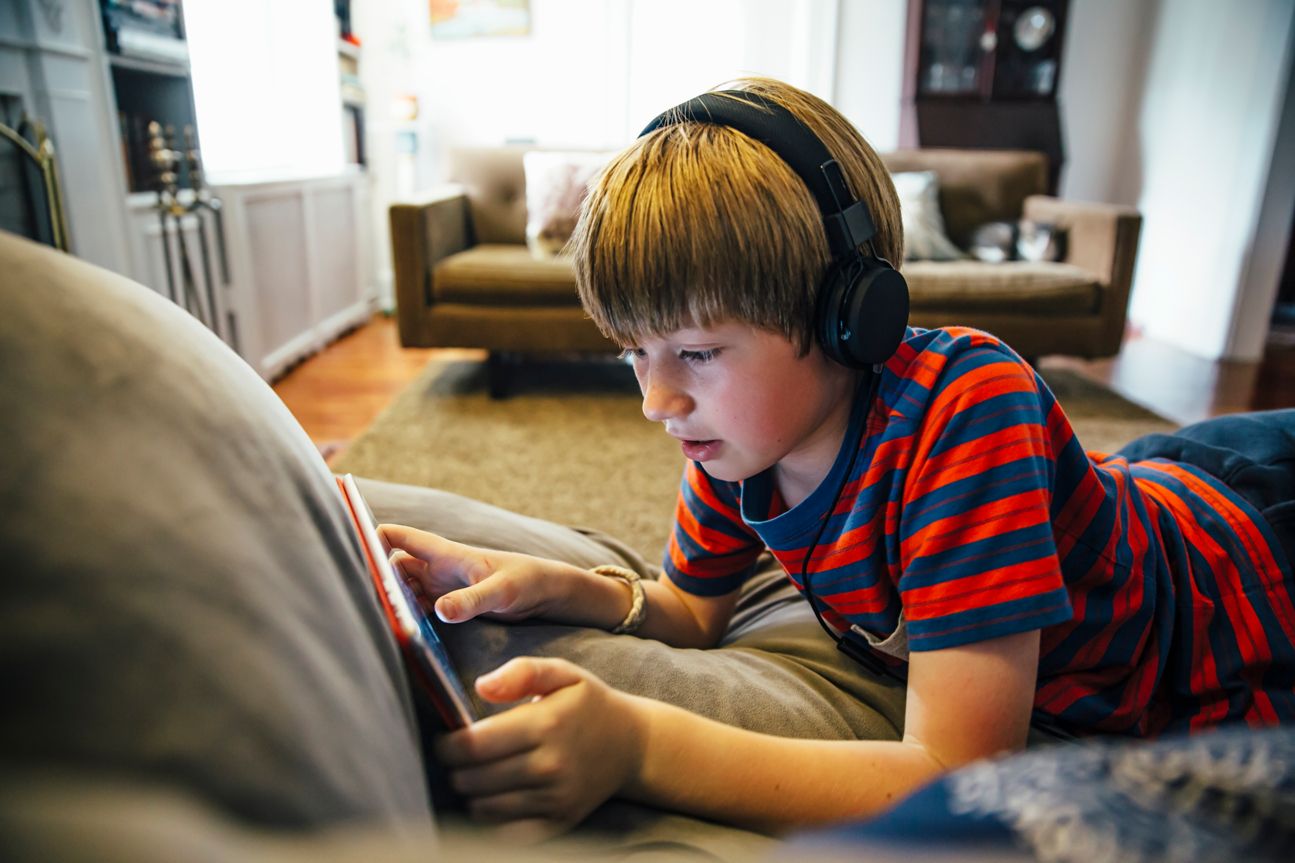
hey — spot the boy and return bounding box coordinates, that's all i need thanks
[380,77,1295,838]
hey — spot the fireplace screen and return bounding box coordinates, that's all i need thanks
[0,110,68,252]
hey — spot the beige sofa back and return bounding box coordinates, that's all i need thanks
[446,146,533,245]
[446,145,1050,252]
[881,149,1049,247]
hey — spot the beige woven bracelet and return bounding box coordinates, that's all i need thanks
[592,565,647,635]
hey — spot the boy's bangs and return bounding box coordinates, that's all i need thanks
[573,126,826,350]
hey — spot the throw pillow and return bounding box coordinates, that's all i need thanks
[891,170,965,261]
[522,150,611,259]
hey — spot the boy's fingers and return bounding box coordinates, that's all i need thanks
[475,657,584,703]
[377,524,451,560]
[436,580,506,622]
[434,709,539,767]
[436,566,522,621]
[449,750,549,797]
[388,549,424,579]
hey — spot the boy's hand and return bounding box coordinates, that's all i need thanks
[436,657,645,839]
[378,524,568,624]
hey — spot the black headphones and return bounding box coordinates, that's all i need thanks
[639,90,909,369]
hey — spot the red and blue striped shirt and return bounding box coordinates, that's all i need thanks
[666,327,1295,736]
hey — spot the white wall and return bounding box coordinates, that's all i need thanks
[1054,0,1157,205]
[1230,35,1295,359]
[624,0,838,136]
[1122,0,1294,361]
[402,0,837,156]
[833,0,906,150]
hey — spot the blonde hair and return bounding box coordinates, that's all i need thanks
[571,76,902,354]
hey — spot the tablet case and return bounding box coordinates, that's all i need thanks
[335,474,477,730]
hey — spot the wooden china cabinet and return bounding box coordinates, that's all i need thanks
[900,0,1069,192]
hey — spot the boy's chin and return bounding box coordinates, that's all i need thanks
[697,458,766,484]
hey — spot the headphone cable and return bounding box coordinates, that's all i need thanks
[801,365,877,648]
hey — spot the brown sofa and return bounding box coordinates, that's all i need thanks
[390,146,1141,391]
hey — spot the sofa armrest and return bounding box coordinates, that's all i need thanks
[389,185,472,347]
[1023,194,1143,353]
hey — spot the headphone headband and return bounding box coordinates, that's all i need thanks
[639,91,876,259]
[638,88,908,369]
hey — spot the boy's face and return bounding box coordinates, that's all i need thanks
[624,320,857,492]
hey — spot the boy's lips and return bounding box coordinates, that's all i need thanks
[678,438,721,461]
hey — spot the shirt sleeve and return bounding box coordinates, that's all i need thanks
[663,460,765,596]
[898,345,1074,651]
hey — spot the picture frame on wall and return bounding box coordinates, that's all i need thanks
[429,0,531,40]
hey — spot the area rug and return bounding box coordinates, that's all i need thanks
[333,357,1177,561]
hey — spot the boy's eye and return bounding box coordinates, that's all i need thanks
[618,347,646,362]
[679,348,718,364]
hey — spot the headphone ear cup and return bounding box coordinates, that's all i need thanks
[815,260,855,367]
[815,256,910,368]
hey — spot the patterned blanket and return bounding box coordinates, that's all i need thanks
[795,725,1295,862]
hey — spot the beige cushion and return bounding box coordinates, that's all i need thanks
[904,260,1100,314]
[433,244,578,305]
[522,151,611,258]
[892,171,965,261]
[882,149,1049,246]
[447,147,531,245]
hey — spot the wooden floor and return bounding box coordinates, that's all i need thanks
[272,315,1295,464]
[270,315,480,463]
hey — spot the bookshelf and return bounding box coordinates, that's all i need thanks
[0,0,375,381]
[337,0,365,167]
[100,0,199,192]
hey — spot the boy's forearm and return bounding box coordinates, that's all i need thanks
[544,562,723,648]
[622,694,946,833]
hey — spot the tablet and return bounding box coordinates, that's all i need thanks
[336,473,477,730]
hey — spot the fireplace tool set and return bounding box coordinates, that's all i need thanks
[147,122,235,349]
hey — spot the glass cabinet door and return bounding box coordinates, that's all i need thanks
[918,0,990,96]
[992,2,1063,98]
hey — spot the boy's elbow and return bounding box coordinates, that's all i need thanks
[651,577,738,648]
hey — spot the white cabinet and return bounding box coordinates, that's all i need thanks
[2,0,375,380]
[214,172,374,380]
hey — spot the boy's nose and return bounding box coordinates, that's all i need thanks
[641,379,693,424]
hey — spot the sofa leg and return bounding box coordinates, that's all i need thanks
[487,351,510,399]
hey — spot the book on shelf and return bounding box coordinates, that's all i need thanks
[101,0,188,63]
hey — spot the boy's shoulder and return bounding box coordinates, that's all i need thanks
[891,325,1031,381]
[885,326,1043,419]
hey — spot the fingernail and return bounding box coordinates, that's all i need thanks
[435,597,455,622]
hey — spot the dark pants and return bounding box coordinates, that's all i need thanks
[1117,409,1295,569]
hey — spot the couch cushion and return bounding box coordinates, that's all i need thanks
[882,149,1049,247]
[447,146,530,245]
[523,151,613,259]
[434,244,579,306]
[0,232,432,830]
[892,171,965,261]
[904,261,1100,314]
